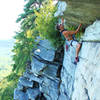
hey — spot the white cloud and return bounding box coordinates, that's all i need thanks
[0,0,25,40]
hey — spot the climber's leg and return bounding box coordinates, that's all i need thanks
[76,43,81,57]
[74,43,82,64]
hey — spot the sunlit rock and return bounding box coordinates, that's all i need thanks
[54,1,67,17]
[14,88,28,100]
[72,21,100,100]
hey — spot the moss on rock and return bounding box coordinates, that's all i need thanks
[60,0,100,27]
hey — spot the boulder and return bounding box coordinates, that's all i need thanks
[14,88,28,100]
[19,77,33,88]
[41,64,60,80]
[17,82,23,91]
[31,57,46,75]
[38,39,55,50]
[59,41,76,99]
[26,88,41,100]
[40,77,59,100]
[23,70,43,84]
[34,45,55,61]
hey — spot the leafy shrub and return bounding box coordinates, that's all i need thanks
[0,72,19,100]
[1,85,16,100]
[12,0,65,73]
[12,2,39,73]
[6,72,19,82]
[35,0,64,48]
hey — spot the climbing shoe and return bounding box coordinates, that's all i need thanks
[74,57,79,65]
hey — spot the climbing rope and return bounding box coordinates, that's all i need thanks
[82,40,100,43]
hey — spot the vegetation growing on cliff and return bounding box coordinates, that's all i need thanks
[0,72,20,100]
[12,0,43,73]
[12,0,61,73]
[35,0,63,48]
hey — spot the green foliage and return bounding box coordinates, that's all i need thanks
[35,0,64,48]
[6,72,19,82]
[1,87,14,100]
[16,0,44,23]
[12,30,38,72]
[0,72,19,100]
[12,0,40,73]
[13,0,64,73]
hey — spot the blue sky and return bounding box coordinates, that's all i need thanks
[0,0,25,40]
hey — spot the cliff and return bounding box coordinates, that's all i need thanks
[14,20,100,100]
[14,1,100,100]
[14,38,63,100]
[72,21,100,100]
[59,20,100,100]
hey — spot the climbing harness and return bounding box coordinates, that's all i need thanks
[60,29,79,51]
[66,37,80,51]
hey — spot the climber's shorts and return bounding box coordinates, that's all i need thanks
[71,40,78,46]
[66,40,82,48]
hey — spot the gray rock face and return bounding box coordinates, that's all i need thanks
[14,88,28,100]
[40,77,59,100]
[72,21,100,100]
[59,42,76,100]
[19,77,33,88]
[38,39,55,50]
[54,1,67,17]
[59,21,100,100]
[82,20,100,41]
[40,64,60,80]
[26,88,41,100]
[30,39,60,100]
[31,56,46,75]
[58,94,68,100]
[34,45,55,61]
[23,70,43,84]
[17,82,23,90]
[14,39,60,100]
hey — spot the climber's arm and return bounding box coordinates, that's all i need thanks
[68,24,82,35]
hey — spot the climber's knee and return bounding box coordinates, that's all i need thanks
[77,43,81,49]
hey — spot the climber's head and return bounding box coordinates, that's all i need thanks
[56,24,64,31]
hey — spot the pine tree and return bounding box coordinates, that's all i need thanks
[12,0,44,73]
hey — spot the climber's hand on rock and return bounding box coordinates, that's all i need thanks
[79,24,82,27]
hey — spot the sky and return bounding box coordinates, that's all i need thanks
[0,0,25,40]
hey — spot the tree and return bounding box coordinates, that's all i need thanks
[35,0,63,48]
[12,0,43,73]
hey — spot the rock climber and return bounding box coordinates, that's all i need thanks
[56,18,82,64]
